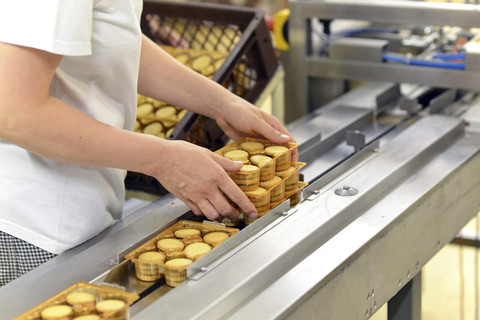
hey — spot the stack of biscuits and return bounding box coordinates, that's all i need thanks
[215,137,307,226]
[15,282,138,320]
[125,221,239,287]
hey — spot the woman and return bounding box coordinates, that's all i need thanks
[0,1,296,286]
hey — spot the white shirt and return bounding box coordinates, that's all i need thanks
[0,0,143,254]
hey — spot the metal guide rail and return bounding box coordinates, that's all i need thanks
[2,84,480,319]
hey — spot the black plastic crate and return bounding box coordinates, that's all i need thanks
[125,0,279,195]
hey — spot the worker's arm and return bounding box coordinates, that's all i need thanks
[0,42,256,220]
[137,34,298,160]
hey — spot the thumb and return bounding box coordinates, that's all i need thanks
[214,154,244,172]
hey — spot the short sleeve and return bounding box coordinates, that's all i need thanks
[0,0,94,56]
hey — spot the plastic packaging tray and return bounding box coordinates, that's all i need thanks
[14,282,139,320]
[124,220,239,286]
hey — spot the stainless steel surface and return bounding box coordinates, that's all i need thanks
[129,115,480,319]
[3,98,480,319]
[228,131,480,319]
[305,57,480,91]
[291,0,480,28]
[330,38,389,62]
[0,196,191,319]
[187,201,291,280]
[388,273,422,320]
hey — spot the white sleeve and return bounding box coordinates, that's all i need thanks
[0,0,94,56]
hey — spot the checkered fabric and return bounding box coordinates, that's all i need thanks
[0,231,56,287]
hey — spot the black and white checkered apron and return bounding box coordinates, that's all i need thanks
[0,231,56,287]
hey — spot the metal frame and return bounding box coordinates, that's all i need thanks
[283,0,480,122]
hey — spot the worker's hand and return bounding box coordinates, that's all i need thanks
[214,98,299,161]
[154,140,257,221]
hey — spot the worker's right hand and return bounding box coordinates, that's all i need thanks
[152,140,257,221]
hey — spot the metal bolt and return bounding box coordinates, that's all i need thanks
[407,270,411,278]
[335,185,359,196]
[367,293,371,301]
[371,289,375,297]
[313,189,320,195]
[281,211,288,216]
[398,279,402,287]
[200,267,208,272]
[416,261,420,269]
[365,309,369,318]
[437,241,441,249]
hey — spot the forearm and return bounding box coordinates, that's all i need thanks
[1,96,170,178]
[137,34,236,119]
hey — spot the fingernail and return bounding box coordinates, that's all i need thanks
[247,212,257,219]
[280,134,290,140]
[233,161,243,166]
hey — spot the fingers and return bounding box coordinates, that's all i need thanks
[182,158,249,220]
[197,200,221,221]
[212,155,257,218]
[218,176,257,219]
[255,113,299,161]
[203,192,240,220]
[249,112,294,144]
[184,199,202,216]
[187,186,246,220]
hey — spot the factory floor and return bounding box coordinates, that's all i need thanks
[371,214,480,320]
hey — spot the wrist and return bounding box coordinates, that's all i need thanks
[136,135,173,179]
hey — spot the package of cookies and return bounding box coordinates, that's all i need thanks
[228,164,260,191]
[287,181,309,207]
[14,282,139,320]
[221,213,244,227]
[164,258,193,288]
[249,155,276,181]
[271,181,309,209]
[124,221,239,286]
[215,137,297,163]
[215,137,301,222]
[259,176,285,205]
[276,162,307,192]
[244,187,271,214]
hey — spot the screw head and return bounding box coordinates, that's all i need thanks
[334,185,359,196]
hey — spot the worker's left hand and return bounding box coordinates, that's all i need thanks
[214,99,299,161]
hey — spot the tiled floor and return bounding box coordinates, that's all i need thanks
[371,214,480,320]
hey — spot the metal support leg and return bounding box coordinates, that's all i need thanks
[388,271,422,320]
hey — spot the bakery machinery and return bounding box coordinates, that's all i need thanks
[3,0,480,319]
